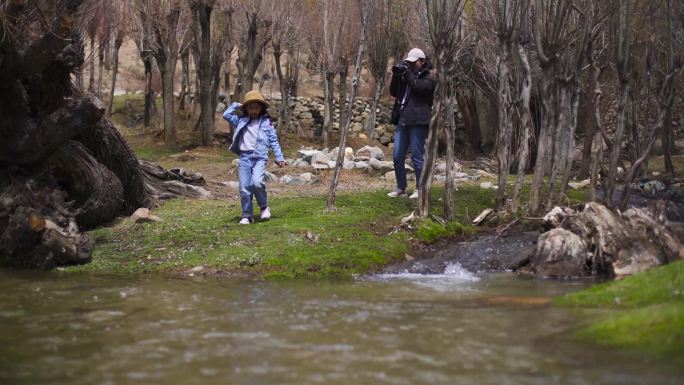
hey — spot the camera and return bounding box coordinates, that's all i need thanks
[392,63,408,73]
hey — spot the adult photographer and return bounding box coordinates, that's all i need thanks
[387,48,435,199]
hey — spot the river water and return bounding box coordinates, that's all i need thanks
[0,266,680,385]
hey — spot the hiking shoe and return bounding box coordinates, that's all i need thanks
[387,189,407,198]
[260,207,271,220]
[239,217,253,225]
[409,191,419,199]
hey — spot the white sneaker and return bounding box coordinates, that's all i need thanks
[387,189,407,198]
[409,191,419,199]
[239,217,252,225]
[260,207,271,220]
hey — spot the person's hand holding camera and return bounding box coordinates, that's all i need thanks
[392,61,410,74]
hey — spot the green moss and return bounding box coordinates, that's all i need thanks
[132,146,180,162]
[577,304,684,358]
[415,220,475,244]
[557,261,684,308]
[71,191,415,278]
[557,261,684,360]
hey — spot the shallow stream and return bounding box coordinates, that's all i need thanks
[0,266,680,384]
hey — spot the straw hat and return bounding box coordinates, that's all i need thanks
[242,90,269,108]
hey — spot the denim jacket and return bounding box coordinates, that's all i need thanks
[223,102,284,162]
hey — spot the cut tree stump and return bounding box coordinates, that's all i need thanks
[519,202,684,278]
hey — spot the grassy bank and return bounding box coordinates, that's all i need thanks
[70,187,496,278]
[557,261,684,360]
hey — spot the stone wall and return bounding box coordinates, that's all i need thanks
[270,97,397,145]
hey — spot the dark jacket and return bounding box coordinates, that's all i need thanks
[389,64,435,126]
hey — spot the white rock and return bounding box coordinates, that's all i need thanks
[311,152,332,165]
[343,160,355,170]
[131,208,161,224]
[480,182,494,189]
[264,171,278,183]
[299,172,315,182]
[222,181,240,189]
[327,160,338,169]
[568,179,591,190]
[355,145,385,161]
[354,161,371,170]
[298,150,322,163]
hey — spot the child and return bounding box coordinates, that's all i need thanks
[223,90,285,224]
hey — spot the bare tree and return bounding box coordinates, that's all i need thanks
[271,0,306,133]
[418,0,466,219]
[528,0,591,212]
[618,0,683,208]
[233,1,272,103]
[603,0,632,208]
[365,0,407,138]
[189,0,234,146]
[107,0,127,116]
[145,0,185,146]
[492,0,516,212]
[510,0,533,213]
[327,0,371,211]
[310,0,348,148]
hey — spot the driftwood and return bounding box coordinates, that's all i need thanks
[520,202,684,277]
[139,161,211,201]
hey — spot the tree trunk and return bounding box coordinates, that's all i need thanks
[338,58,349,131]
[589,78,605,202]
[444,93,457,221]
[88,35,96,93]
[160,67,177,146]
[322,70,335,148]
[604,82,629,208]
[366,78,386,137]
[195,4,214,146]
[495,39,513,212]
[511,43,533,213]
[662,109,675,177]
[107,34,123,116]
[528,65,555,213]
[179,48,190,111]
[578,58,600,179]
[143,56,153,129]
[327,7,369,212]
[97,38,106,98]
[274,46,291,133]
[455,89,482,151]
[51,141,125,228]
[0,0,209,270]
[557,83,581,202]
[418,85,442,219]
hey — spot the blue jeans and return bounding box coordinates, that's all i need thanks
[393,123,428,190]
[238,152,268,218]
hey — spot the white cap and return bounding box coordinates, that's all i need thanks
[405,48,426,62]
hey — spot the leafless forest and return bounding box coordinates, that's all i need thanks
[1,0,683,266]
